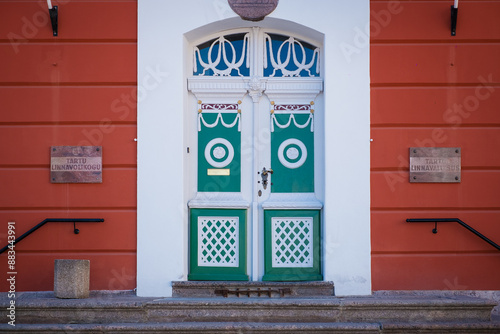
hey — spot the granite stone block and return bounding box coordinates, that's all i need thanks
[54,259,90,299]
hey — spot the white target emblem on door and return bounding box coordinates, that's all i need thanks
[278,138,307,169]
[205,138,234,168]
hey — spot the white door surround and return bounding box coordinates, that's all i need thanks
[186,27,324,282]
[137,0,371,297]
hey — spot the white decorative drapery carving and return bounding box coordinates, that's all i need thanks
[198,102,241,131]
[271,103,314,132]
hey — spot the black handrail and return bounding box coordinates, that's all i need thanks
[0,218,104,254]
[406,218,500,251]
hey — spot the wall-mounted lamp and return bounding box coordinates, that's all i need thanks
[451,0,458,36]
[47,0,58,37]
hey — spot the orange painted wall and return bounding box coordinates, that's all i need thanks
[2,0,498,293]
[371,0,500,290]
[0,0,137,291]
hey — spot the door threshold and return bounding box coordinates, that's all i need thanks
[172,281,334,298]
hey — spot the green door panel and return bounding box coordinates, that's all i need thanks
[263,209,322,281]
[198,112,241,192]
[189,208,248,281]
[271,112,314,193]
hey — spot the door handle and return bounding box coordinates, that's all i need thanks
[260,167,273,190]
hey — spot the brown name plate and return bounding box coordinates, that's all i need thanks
[410,147,461,183]
[51,146,102,183]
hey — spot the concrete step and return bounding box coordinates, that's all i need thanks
[1,291,497,325]
[381,322,500,333]
[1,322,500,333]
[0,322,382,333]
[172,281,335,298]
[146,296,496,323]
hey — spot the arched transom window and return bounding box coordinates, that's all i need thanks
[193,30,321,78]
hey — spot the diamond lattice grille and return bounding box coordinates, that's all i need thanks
[198,217,239,267]
[272,217,313,268]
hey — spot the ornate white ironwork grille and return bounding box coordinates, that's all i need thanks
[264,33,320,77]
[193,33,250,77]
[192,30,320,78]
[198,217,239,267]
[272,217,313,268]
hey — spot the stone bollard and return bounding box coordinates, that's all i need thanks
[54,259,90,299]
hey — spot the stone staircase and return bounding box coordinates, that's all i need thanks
[1,282,499,333]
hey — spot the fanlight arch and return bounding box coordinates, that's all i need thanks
[189,23,322,78]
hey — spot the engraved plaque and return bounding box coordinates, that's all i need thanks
[51,146,102,183]
[410,147,461,183]
[228,0,279,21]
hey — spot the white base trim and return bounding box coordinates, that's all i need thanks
[189,192,250,209]
[262,193,322,210]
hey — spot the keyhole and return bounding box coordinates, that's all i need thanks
[258,190,262,197]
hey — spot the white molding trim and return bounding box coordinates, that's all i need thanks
[265,78,323,102]
[188,77,248,100]
[189,192,250,209]
[188,76,323,104]
[262,193,323,210]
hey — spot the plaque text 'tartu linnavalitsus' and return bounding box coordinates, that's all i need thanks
[409,147,461,183]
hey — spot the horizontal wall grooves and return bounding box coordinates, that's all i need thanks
[371,83,500,88]
[0,82,138,87]
[0,165,137,169]
[371,208,500,212]
[371,39,500,44]
[371,124,500,128]
[0,39,137,43]
[371,168,500,172]
[0,0,138,292]
[372,251,500,256]
[0,207,137,211]
[13,250,137,255]
[0,122,136,126]
[370,0,500,290]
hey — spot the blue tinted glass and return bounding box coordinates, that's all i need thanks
[264,34,320,77]
[194,33,249,77]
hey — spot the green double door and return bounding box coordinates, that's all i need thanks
[187,28,323,282]
[188,87,323,282]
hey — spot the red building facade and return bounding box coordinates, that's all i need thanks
[370,0,500,290]
[0,0,499,294]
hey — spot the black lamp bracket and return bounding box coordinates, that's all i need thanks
[49,5,58,37]
[451,5,458,36]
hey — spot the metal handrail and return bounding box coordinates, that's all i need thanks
[406,218,500,251]
[0,218,104,254]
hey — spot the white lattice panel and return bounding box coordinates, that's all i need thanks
[272,217,313,268]
[198,217,239,267]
